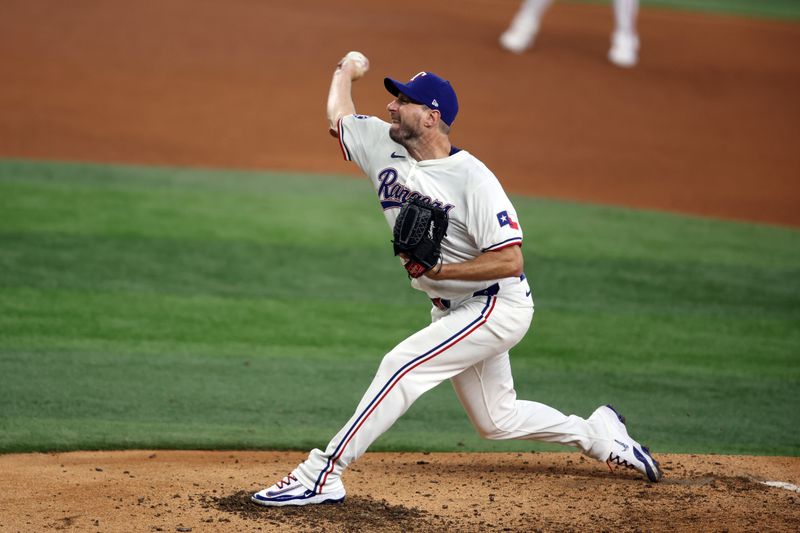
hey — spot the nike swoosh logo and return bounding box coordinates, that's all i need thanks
[614,439,630,452]
[525,290,531,297]
[390,152,405,159]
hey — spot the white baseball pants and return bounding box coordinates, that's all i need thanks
[293,276,609,494]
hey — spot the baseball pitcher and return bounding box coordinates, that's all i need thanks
[252,51,662,507]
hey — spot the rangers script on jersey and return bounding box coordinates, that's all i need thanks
[337,114,524,300]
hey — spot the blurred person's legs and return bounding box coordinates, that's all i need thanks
[501,0,640,68]
[608,0,639,67]
[499,0,554,54]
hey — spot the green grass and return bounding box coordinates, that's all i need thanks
[577,0,800,20]
[1,159,798,455]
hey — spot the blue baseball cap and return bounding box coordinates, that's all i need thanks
[384,72,459,126]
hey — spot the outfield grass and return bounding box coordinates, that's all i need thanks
[580,0,800,20]
[0,159,798,455]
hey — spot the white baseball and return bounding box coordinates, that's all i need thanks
[342,51,369,80]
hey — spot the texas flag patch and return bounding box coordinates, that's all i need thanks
[496,210,519,230]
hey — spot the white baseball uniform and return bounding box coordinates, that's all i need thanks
[291,114,611,495]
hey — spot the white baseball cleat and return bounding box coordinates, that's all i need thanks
[499,16,540,54]
[608,32,639,68]
[251,474,346,507]
[590,404,663,482]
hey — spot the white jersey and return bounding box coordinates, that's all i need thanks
[337,114,524,300]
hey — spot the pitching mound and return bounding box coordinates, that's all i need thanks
[2,450,798,531]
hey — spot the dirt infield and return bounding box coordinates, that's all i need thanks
[1,1,799,531]
[2,451,799,532]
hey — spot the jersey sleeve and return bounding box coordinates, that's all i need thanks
[336,114,390,173]
[467,178,524,252]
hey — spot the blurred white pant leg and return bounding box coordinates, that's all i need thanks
[613,0,639,37]
[500,0,555,53]
[609,0,640,67]
[517,0,554,21]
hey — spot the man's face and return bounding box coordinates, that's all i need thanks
[387,93,428,144]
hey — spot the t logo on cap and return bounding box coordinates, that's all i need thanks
[384,72,459,126]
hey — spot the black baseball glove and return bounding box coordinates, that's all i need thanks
[392,198,449,278]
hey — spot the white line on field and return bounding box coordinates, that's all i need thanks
[761,481,800,493]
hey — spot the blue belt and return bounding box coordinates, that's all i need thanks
[431,283,500,311]
[429,274,526,311]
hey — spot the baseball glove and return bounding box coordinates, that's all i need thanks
[392,198,449,278]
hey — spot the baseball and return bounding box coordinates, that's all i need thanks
[341,51,369,80]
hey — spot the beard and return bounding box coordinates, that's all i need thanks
[389,121,420,146]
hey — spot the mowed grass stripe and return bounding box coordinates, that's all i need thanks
[0,159,798,455]
[585,0,800,20]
